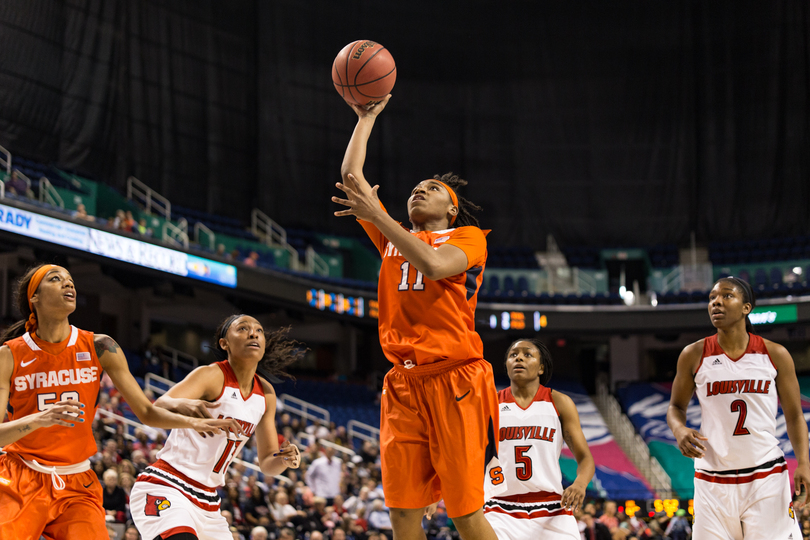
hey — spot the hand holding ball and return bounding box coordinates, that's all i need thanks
[332,40,396,107]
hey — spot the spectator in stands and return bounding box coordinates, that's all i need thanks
[580,512,611,540]
[271,489,302,527]
[136,218,152,236]
[6,170,29,196]
[306,446,344,505]
[72,202,95,221]
[244,251,260,267]
[279,526,296,540]
[250,526,269,540]
[366,499,392,533]
[118,472,135,497]
[664,509,690,540]
[123,525,141,539]
[102,468,127,522]
[113,209,126,229]
[123,210,137,232]
[217,243,228,258]
[598,501,623,538]
[344,486,372,519]
[359,441,379,465]
[244,484,271,528]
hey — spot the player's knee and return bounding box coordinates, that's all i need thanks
[450,508,484,532]
[159,533,198,540]
[389,506,425,528]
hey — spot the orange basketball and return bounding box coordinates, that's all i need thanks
[332,40,396,106]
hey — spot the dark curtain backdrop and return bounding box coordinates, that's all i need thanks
[1,1,808,248]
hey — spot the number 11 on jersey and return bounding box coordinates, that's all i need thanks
[398,262,425,291]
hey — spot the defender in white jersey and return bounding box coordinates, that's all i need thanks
[484,339,594,540]
[131,315,304,540]
[668,277,810,539]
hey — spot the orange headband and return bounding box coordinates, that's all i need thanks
[436,181,459,225]
[25,265,56,333]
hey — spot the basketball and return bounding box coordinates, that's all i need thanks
[332,40,396,106]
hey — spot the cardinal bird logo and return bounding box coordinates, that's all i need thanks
[145,494,172,516]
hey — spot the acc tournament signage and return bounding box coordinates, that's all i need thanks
[0,203,236,288]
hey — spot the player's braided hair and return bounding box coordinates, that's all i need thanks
[433,172,482,228]
[0,264,48,345]
[213,316,306,381]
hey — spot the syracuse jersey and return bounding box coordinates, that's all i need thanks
[359,218,488,366]
[693,333,783,474]
[4,326,101,466]
[136,360,266,511]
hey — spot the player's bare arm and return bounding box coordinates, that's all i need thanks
[667,340,707,458]
[552,390,595,511]
[339,94,392,190]
[96,334,244,438]
[333,177,470,280]
[154,364,225,421]
[254,377,300,476]
[0,345,86,447]
[767,339,810,507]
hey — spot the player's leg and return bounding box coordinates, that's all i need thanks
[389,507,428,540]
[0,454,49,538]
[740,471,801,539]
[381,367,441,540]
[41,468,107,540]
[426,359,500,540]
[692,479,742,540]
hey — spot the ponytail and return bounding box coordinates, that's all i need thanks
[0,265,48,345]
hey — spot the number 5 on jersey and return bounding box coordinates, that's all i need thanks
[37,391,80,417]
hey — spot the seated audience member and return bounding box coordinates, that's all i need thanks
[102,468,127,522]
[250,526,268,540]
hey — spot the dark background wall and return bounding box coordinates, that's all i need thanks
[1,0,808,249]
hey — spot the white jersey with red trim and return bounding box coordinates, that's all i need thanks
[694,333,783,472]
[494,385,564,497]
[149,361,266,488]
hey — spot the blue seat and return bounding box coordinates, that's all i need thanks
[503,276,516,296]
[769,267,783,288]
[516,276,530,296]
[753,268,768,290]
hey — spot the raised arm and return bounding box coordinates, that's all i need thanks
[96,335,243,437]
[552,390,595,511]
[340,95,392,190]
[0,346,85,447]
[254,378,300,476]
[768,340,810,507]
[667,341,706,458]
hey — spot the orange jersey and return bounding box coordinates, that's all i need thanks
[4,326,101,466]
[360,219,488,366]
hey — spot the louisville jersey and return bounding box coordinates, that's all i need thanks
[495,386,564,498]
[694,334,783,472]
[360,219,488,366]
[4,326,101,466]
[142,361,266,500]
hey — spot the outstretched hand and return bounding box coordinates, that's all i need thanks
[346,94,392,119]
[332,174,383,222]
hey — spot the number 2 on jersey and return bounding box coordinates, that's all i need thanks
[730,399,751,436]
[398,262,425,291]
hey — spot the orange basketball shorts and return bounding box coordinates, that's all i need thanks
[380,357,500,518]
[0,453,107,540]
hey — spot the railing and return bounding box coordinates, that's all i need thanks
[157,346,199,372]
[38,177,64,208]
[594,376,674,498]
[347,419,380,445]
[127,176,171,220]
[95,408,166,441]
[251,208,287,245]
[305,246,330,277]
[144,372,176,396]
[661,266,682,294]
[295,432,356,457]
[0,145,10,174]
[11,169,32,195]
[194,222,216,250]
[573,267,597,295]
[162,221,189,249]
[278,393,330,425]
